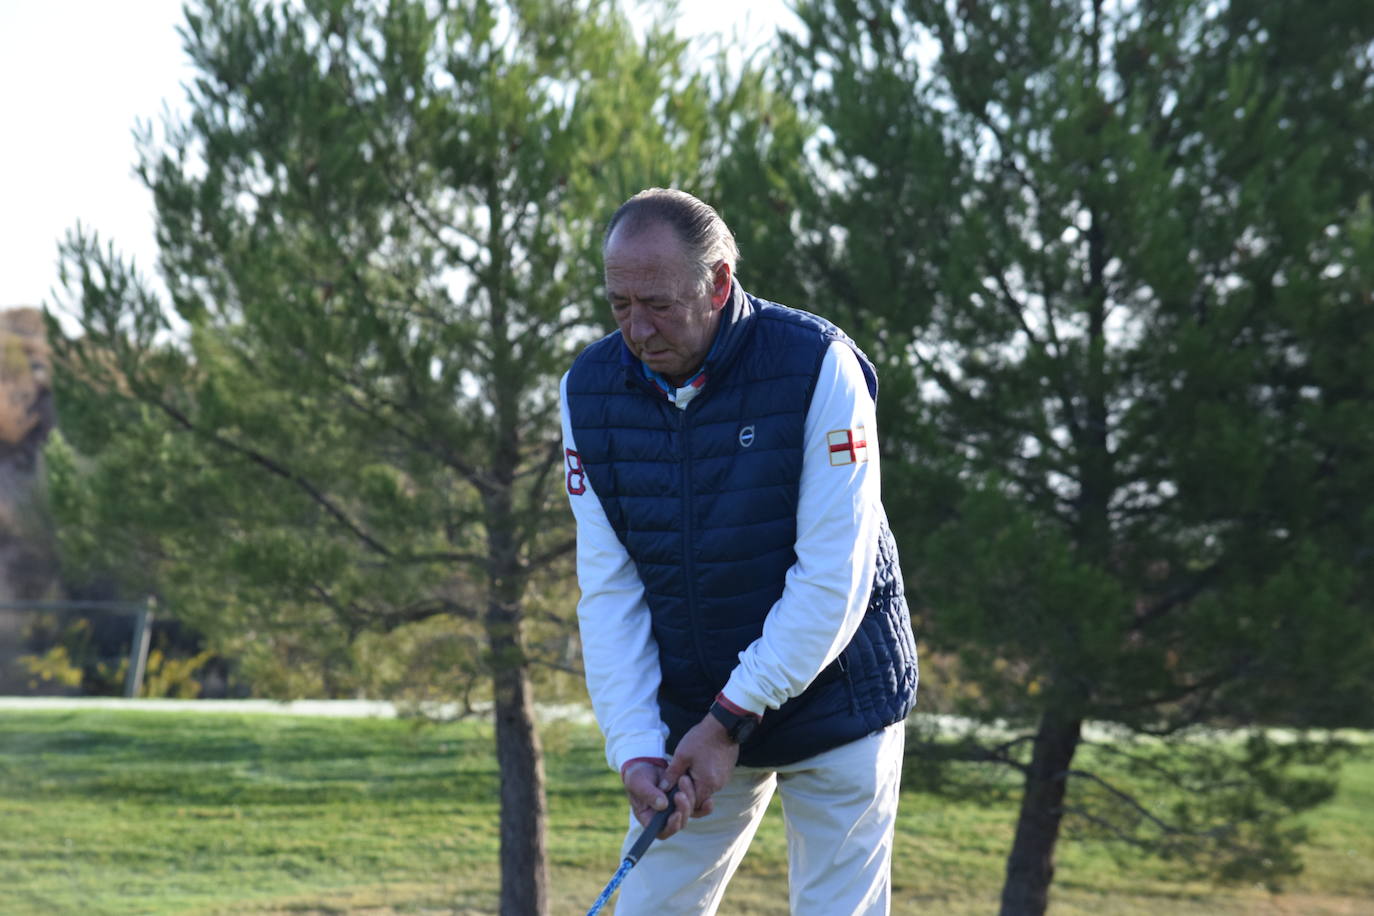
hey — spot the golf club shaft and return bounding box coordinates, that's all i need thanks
[585,786,679,916]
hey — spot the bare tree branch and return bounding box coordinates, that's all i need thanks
[143,390,397,558]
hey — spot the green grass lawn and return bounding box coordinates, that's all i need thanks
[1,710,1370,914]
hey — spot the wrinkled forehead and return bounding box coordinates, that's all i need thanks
[604,260,695,301]
[603,220,696,296]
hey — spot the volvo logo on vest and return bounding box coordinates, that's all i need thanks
[738,425,756,448]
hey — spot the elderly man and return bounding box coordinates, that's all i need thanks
[561,188,918,914]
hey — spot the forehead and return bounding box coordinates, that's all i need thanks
[604,221,694,295]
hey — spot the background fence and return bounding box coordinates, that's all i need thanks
[0,599,155,697]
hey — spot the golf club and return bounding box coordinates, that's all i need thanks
[584,786,680,916]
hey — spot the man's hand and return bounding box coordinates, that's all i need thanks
[661,713,740,817]
[622,760,695,839]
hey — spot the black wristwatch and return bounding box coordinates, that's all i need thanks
[708,699,759,744]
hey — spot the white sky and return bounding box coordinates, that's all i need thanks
[0,0,800,312]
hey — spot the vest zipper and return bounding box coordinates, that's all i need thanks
[677,405,711,685]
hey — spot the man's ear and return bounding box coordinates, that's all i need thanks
[710,260,732,310]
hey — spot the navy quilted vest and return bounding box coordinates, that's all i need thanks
[566,284,918,767]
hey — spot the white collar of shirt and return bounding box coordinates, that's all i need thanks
[643,365,707,411]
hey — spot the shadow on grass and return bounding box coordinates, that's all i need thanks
[0,710,506,807]
[1,708,630,812]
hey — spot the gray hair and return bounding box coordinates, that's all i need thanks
[604,188,740,293]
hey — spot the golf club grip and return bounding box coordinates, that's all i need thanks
[626,786,678,864]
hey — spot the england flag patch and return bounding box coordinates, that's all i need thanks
[827,427,869,466]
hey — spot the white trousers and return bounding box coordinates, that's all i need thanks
[613,721,905,916]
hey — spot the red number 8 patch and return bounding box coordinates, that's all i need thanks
[565,448,586,495]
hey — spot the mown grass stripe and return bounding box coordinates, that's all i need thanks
[0,710,1369,915]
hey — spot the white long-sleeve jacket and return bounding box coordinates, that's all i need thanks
[560,341,887,772]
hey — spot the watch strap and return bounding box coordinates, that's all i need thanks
[709,694,761,743]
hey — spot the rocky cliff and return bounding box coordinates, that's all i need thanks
[0,308,55,463]
[0,307,57,600]
[1,308,60,690]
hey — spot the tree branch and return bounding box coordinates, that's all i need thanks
[912,731,1036,774]
[1093,661,1247,721]
[989,267,1046,348]
[1066,769,1234,843]
[310,581,479,634]
[144,391,396,558]
[1131,560,1225,631]
[526,537,576,572]
[314,356,488,489]
[526,655,585,678]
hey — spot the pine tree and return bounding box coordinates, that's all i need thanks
[781,1,1374,912]
[47,1,806,911]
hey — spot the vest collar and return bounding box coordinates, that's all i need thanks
[702,278,754,382]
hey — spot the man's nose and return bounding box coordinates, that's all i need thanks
[628,306,656,344]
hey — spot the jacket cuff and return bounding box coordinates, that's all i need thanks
[619,756,669,779]
[719,674,770,718]
[606,728,669,775]
[715,689,764,721]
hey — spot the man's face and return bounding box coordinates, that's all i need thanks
[604,220,730,387]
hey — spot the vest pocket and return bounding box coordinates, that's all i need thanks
[837,649,859,715]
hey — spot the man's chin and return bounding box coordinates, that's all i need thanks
[642,354,681,375]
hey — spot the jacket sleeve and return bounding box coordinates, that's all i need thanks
[720,342,884,715]
[560,373,669,772]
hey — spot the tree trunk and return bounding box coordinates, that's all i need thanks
[481,178,549,914]
[484,468,549,914]
[487,598,549,916]
[999,711,1083,916]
